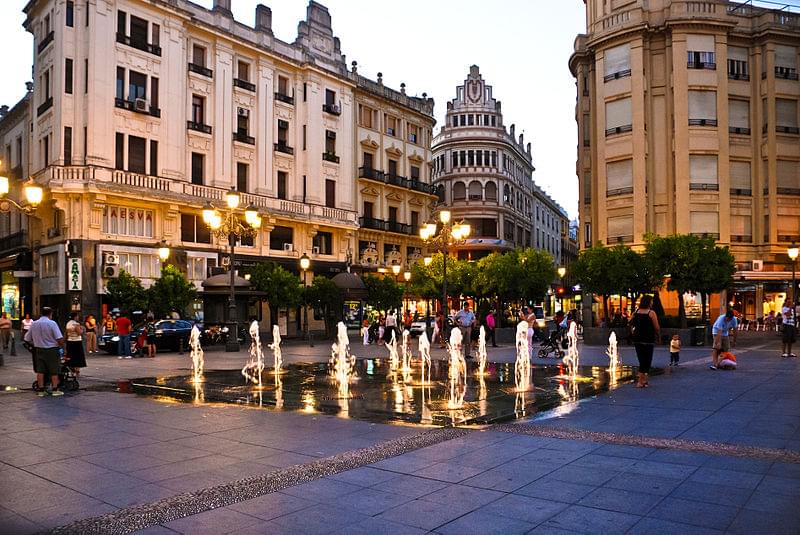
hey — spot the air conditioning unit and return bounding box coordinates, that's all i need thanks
[103,252,119,266]
[283,243,293,252]
[134,98,148,112]
[237,107,249,117]
[102,264,120,278]
[751,260,763,271]
[312,246,320,255]
[46,227,60,239]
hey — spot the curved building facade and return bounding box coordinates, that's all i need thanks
[433,66,563,261]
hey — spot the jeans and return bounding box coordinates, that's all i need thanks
[459,326,471,357]
[118,334,131,357]
[488,327,496,347]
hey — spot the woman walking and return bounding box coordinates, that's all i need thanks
[65,312,87,376]
[630,295,660,388]
[84,314,97,354]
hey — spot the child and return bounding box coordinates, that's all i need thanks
[669,334,681,366]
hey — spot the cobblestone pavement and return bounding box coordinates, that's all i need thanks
[0,331,797,534]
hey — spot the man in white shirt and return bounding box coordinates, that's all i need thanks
[455,302,476,359]
[781,300,796,358]
[24,307,65,396]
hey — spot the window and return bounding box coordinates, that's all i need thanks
[728,46,749,80]
[325,179,335,207]
[605,97,632,135]
[687,35,716,69]
[192,44,205,67]
[607,215,633,242]
[730,161,751,195]
[386,115,397,136]
[729,99,750,134]
[42,253,58,278]
[325,88,336,106]
[102,205,154,238]
[777,160,800,194]
[325,130,336,154]
[128,135,146,173]
[277,119,288,143]
[451,152,458,168]
[66,1,74,27]
[776,99,798,133]
[277,75,289,96]
[44,69,51,100]
[63,127,72,165]
[363,152,373,170]
[603,43,631,81]
[408,124,419,143]
[269,226,293,250]
[689,155,718,190]
[115,133,124,169]
[410,165,420,180]
[191,95,205,125]
[688,90,717,126]
[238,112,249,135]
[388,159,398,176]
[359,104,374,128]
[313,232,333,255]
[236,162,248,192]
[410,211,419,231]
[303,82,307,101]
[117,10,126,35]
[468,114,474,126]
[363,201,373,219]
[491,116,496,127]
[65,58,73,94]
[277,171,287,199]
[485,181,497,201]
[180,214,211,244]
[468,181,482,200]
[115,67,124,99]
[690,212,719,238]
[150,77,159,109]
[491,151,497,167]
[606,159,633,196]
[388,206,398,222]
[775,45,798,80]
[151,24,159,47]
[468,150,475,166]
[130,15,148,47]
[237,61,249,82]
[191,153,204,185]
[149,140,158,176]
[128,70,147,101]
[453,181,466,200]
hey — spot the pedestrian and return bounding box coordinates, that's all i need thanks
[24,307,65,397]
[526,307,538,357]
[630,295,660,388]
[21,313,33,343]
[0,312,12,351]
[455,302,476,359]
[433,311,444,348]
[84,314,97,354]
[485,309,497,347]
[710,308,738,369]
[669,334,681,367]
[384,310,397,344]
[102,313,115,337]
[116,312,132,359]
[65,312,86,376]
[145,316,157,358]
[378,314,385,346]
[780,300,796,358]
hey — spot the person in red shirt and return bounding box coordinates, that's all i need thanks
[115,313,132,359]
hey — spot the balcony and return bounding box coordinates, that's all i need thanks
[358,167,384,181]
[116,33,161,56]
[37,31,54,54]
[777,187,800,196]
[775,67,799,80]
[322,103,341,116]
[187,121,212,134]
[776,125,800,135]
[114,98,161,118]
[274,142,294,155]
[603,69,631,82]
[274,92,294,105]
[687,61,716,70]
[689,183,719,191]
[233,132,255,145]
[689,119,717,127]
[731,235,752,243]
[386,221,412,235]
[37,97,53,117]
[408,180,433,195]
[607,187,633,197]
[605,124,633,136]
[691,233,720,240]
[607,235,633,244]
[730,188,752,196]
[384,173,407,188]
[322,152,340,164]
[359,217,386,232]
[0,231,27,254]
[728,72,749,81]
[779,234,800,243]
[188,63,213,78]
[233,78,256,92]
[729,126,750,135]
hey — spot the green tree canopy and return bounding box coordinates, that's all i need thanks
[362,274,404,311]
[304,275,342,336]
[570,244,618,320]
[147,264,197,319]
[248,262,304,325]
[644,234,705,327]
[692,238,736,322]
[105,270,148,314]
[518,248,558,303]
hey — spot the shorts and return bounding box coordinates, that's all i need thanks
[35,347,61,377]
[782,324,796,344]
[712,335,730,352]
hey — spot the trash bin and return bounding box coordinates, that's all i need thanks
[691,325,707,346]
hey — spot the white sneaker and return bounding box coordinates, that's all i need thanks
[124,356,132,359]
[118,356,123,359]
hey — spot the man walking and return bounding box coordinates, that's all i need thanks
[116,312,132,359]
[710,309,738,370]
[455,302,476,359]
[0,312,12,351]
[781,300,796,358]
[485,309,498,348]
[24,307,65,396]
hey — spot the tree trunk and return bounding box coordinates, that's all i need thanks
[678,290,687,328]
[603,294,609,324]
[700,293,708,323]
[269,303,278,328]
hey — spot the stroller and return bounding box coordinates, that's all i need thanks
[537,329,565,359]
[30,347,80,392]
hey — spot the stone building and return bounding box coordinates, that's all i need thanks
[570,0,800,319]
[432,65,566,261]
[5,0,434,321]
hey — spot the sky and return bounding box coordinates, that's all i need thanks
[0,0,586,218]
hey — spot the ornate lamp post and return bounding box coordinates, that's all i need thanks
[403,270,411,316]
[157,239,170,262]
[419,209,470,317]
[0,174,43,215]
[202,188,261,352]
[557,266,566,312]
[788,243,798,304]
[299,252,311,345]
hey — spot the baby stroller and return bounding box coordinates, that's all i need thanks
[31,348,80,392]
[538,330,565,359]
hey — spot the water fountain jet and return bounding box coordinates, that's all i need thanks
[330,321,356,399]
[188,326,204,384]
[447,327,467,409]
[401,329,412,373]
[606,331,621,387]
[476,326,488,376]
[241,321,265,387]
[418,332,431,384]
[269,324,283,374]
[515,321,531,392]
[386,329,400,370]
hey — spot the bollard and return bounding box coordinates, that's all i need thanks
[9,334,16,356]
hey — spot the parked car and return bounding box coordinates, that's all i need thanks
[409,314,428,337]
[99,320,194,354]
[98,325,144,354]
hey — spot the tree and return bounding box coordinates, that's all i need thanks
[518,248,558,303]
[249,262,304,326]
[610,245,662,311]
[693,239,736,322]
[304,275,342,337]
[147,264,197,319]
[105,270,148,314]
[406,252,461,311]
[362,274,404,311]
[570,244,618,321]
[644,234,704,328]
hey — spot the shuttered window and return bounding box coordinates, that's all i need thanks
[777,213,800,241]
[777,160,800,195]
[727,46,749,80]
[776,99,798,132]
[688,91,717,125]
[605,98,632,135]
[728,99,750,134]
[607,215,633,243]
[730,161,751,195]
[730,215,751,242]
[689,155,718,190]
[606,159,633,196]
[603,44,631,80]
[775,45,798,79]
[690,212,719,237]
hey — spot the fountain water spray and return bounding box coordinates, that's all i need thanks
[418,331,431,384]
[241,321,265,387]
[476,326,488,376]
[269,324,283,373]
[515,321,531,392]
[188,325,204,384]
[606,331,620,387]
[447,327,467,409]
[563,321,579,380]
[401,329,412,373]
[386,329,399,369]
[330,321,356,399]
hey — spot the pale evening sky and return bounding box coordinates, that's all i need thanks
[0,0,585,218]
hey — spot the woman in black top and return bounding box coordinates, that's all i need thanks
[630,295,660,388]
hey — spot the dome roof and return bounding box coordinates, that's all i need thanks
[332,271,366,290]
[202,273,251,288]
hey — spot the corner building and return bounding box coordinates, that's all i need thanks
[10,0,434,319]
[571,0,800,318]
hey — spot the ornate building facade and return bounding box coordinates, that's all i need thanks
[571,0,800,318]
[432,66,566,261]
[3,0,435,320]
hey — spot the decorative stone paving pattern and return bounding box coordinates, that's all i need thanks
[495,423,800,463]
[46,427,470,535]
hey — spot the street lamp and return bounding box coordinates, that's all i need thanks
[789,242,799,304]
[557,266,566,312]
[419,209,471,317]
[202,188,262,352]
[157,240,170,262]
[299,252,311,345]
[403,270,412,317]
[0,173,43,215]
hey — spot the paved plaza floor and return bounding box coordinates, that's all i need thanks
[0,331,798,534]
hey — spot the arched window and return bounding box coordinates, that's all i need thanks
[485,181,497,201]
[503,184,511,204]
[453,181,466,200]
[435,184,445,204]
[468,181,482,200]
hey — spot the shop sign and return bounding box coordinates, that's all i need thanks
[68,258,82,291]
